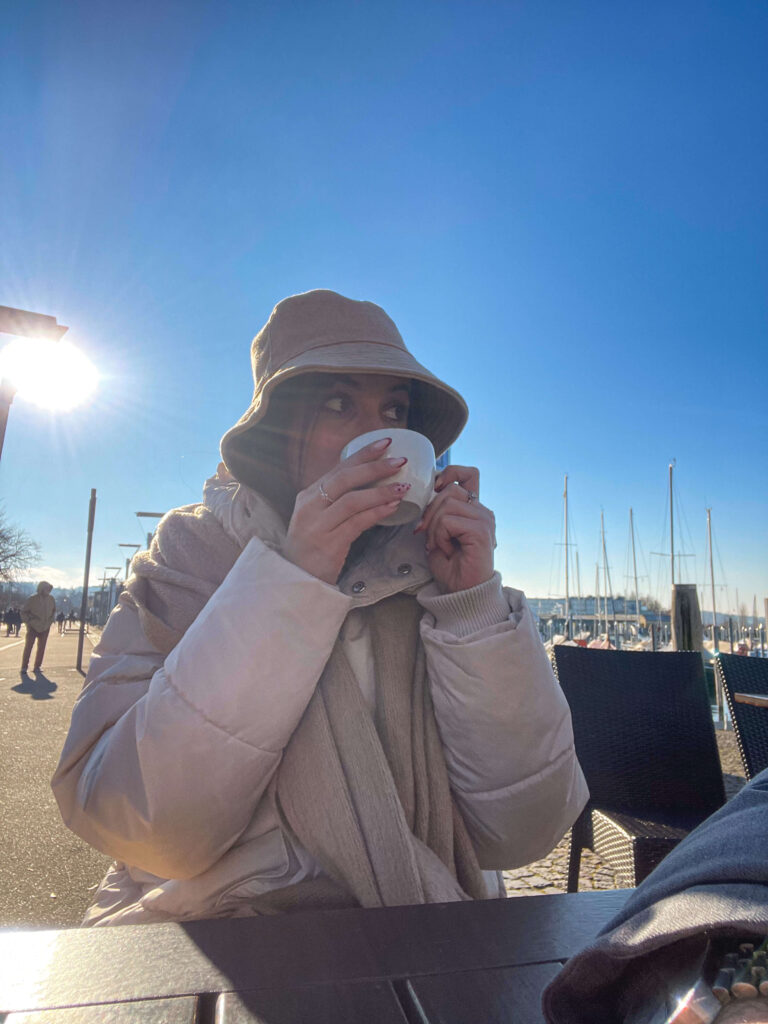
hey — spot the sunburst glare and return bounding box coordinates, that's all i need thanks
[0,337,99,411]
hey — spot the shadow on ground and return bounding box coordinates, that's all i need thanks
[11,671,58,700]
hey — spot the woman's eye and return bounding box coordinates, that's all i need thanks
[384,404,408,422]
[323,395,348,414]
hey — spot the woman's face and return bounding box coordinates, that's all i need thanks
[288,373,412,491]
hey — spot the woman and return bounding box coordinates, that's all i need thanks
[53,289,587,925]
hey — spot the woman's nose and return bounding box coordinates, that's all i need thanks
[358,409,391,433]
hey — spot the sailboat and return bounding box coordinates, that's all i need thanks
[544,475,579,651]
[620,508,653,651]
[587,510,616,648]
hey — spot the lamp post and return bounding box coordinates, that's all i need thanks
[0,305,68,461]
[118,543,141,581]
[136,511,164,550]
[76,488,97,673]
[101,567,122,625]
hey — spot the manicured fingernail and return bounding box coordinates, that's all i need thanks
[412,516,423,533]
[372,438,392,450]
[391,482,411,494]
[385,456,407,467]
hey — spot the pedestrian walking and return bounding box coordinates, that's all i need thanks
[20,582,56,674]
[57,611,66,635]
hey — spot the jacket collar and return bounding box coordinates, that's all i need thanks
[202,472,432,606]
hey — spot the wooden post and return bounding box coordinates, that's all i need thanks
[76,490,97,674]
[672,583,703,652]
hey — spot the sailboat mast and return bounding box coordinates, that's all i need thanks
[707,508,718,652]
[603,516,617,642]
[630,508,641,629]
[601,511,609,636]
[595,563,600,640]
[669,461,675,587]
[563,475,570,638]
[707,508,725,726]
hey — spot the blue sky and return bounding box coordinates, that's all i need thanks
[1,0,766,615]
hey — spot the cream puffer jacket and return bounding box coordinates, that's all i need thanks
[52,474,588,925]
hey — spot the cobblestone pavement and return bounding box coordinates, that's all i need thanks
[503,729,746,897]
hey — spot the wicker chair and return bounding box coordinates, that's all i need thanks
[715,654,768,779]
[552,646,725,891]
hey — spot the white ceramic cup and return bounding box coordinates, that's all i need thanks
[341,427,437,526]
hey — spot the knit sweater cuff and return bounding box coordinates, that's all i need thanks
[417,572,510,638]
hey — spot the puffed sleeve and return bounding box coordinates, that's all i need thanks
[418,574,588,868]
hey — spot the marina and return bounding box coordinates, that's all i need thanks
[534,464,767,659]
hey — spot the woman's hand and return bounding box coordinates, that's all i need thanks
[715,998,768,1023]
[282,438,410,585]
[414,465,496,594]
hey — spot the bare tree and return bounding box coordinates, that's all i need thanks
[0,506,41,582]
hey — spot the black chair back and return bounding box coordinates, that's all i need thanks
[716,654,768,779]
[552,647,725,827]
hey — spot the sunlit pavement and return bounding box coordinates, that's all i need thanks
[0,627,748,924]
[0,628,111,928]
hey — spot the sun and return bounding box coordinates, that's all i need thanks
[0,337,99,411]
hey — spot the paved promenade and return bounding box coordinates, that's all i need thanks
[0,628,748,926]
[0,628,111,927]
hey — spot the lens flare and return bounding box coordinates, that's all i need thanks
[0,337,99,410]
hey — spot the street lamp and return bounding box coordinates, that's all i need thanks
[98,567,122,626]
[136,511,164,550]
[0,306,68,340]
[118,543,141,581]
[0,305,68,460]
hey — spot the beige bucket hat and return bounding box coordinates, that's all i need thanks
[220,289,468,489]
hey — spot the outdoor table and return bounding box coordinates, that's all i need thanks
[733,692,768,709]
[0,890,628,1023]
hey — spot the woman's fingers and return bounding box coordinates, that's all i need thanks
[323,481,411,530]
[284,437,414,584]
[320,447,407,504]
[415,466,496,593]
[332,497,404,542]
[435,464,480,497]
[414,465,480,537]
[424,496,494,557]
[285,484,406,584]
[430,510,495,556]
[415,481,476,537]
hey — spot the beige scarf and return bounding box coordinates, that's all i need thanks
[123,501,487,912]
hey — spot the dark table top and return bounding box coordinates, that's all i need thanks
[0,889,629,1023]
